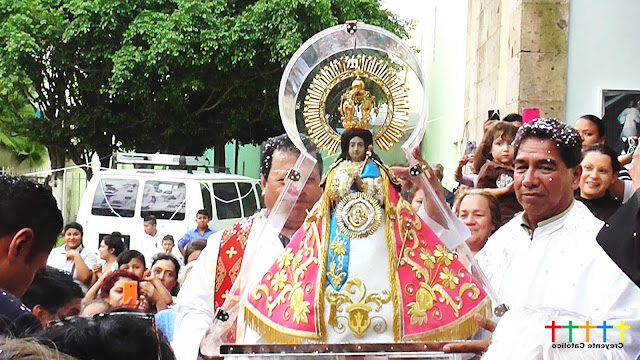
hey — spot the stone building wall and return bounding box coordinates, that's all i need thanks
[464,0,569,141]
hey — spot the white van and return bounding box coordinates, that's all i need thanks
[76,168,262,255]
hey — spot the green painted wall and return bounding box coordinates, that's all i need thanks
[204,141,261,179]
[419,2,469,191]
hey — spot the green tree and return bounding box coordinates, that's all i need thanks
[0,0,408,176]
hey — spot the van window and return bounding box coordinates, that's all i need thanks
[213,182,241,220]
[92,179,139,217]
[141,181,186,220]
[238,182,258,216]
[200,183,213,219]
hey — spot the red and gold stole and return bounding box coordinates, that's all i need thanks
[213,216,255,343]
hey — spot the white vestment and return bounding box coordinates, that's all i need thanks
[477,201,640,357]
[173,211,283,360]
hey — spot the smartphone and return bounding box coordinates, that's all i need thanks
[464,141,477,158]
[487,109,500,121]
[121,281,138,308]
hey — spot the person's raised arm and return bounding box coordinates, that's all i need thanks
[139,273,173,311]
[389,147,448,227]
[67,249,93,284]
[482,182,514,198]
[82,272,107,307]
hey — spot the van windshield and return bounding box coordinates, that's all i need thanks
[141,181,187,220]
[92,179,139,217]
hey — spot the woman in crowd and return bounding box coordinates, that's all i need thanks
[92,234,125,284]
[455,189,501,255]
[573,114,634,203]
[576,144,623,220]
[474,122,522,225]
[83,269,141,310]
[47,222,97,293]
[98,270,141,309]
[149,254,180,298]
[573,114,605,152]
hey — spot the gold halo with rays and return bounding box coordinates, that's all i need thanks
[302,55,410,154]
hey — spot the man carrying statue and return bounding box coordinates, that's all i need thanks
[178,23,498,359]
[242,73,491,344]
[173,134,324,360]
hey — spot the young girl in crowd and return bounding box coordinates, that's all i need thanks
[474,122,522,225]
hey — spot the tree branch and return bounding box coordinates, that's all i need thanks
[194,85,238,116]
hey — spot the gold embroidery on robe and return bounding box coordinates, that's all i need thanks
[326,278,391,337]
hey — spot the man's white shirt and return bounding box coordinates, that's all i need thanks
[477,201,640,357]
[172,211,283,360]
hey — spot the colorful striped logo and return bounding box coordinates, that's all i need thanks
[545,320,630,343]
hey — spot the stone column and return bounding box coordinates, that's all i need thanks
[464,0,569,140]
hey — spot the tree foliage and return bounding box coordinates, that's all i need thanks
[0,0,408,175]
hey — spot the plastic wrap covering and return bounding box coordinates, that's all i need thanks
[202,22,503,356]
[200,151,318,356]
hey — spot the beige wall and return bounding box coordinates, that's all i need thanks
[465,0,569,142]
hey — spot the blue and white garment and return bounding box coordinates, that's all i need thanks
[325,160,383,291]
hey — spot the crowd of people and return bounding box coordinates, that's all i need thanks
[421,113,637,256]
[0,114,639,359]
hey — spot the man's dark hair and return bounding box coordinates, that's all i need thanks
[102,234,125,258]
[63,222,83,236]
[502,113,523,123]
[513,118,582,168]
[36,308,175,360]
[21,266,82,315]
[0,176,63,257]
[195,209,210,218]
[259,134,323,180]
[117,250,146,269]
[143,215,157,225]
[162,235,174,244]
[578,114,605,139]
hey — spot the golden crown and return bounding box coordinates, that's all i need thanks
[338,73,375,131]
[302,55,408,154]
